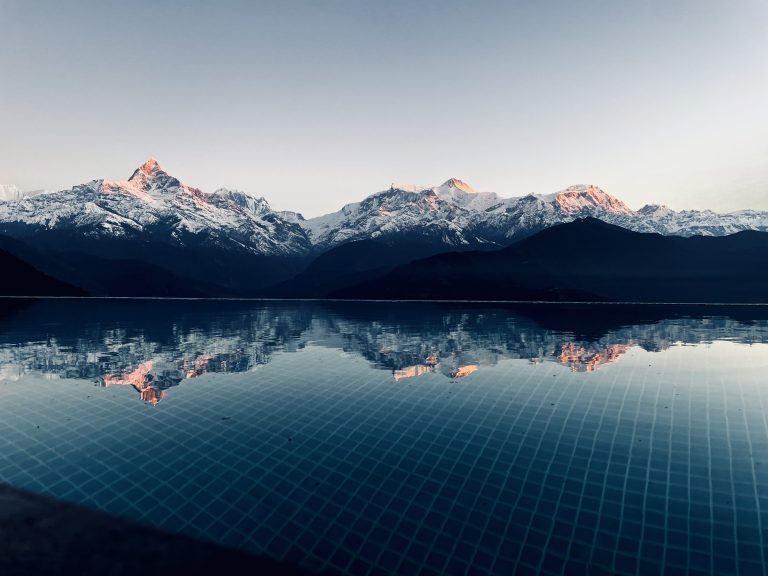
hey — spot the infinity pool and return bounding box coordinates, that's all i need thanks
[1,299,767,575]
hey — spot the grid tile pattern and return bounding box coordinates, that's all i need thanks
[1,338,767,575]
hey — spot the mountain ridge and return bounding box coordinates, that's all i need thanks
[1,160,767,299]
[2,160,767,257]
[332,218,768,303]
[0,236,86,297]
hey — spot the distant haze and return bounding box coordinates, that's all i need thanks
[1,0,766,217]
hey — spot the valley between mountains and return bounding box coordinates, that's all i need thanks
[1,159,767,302]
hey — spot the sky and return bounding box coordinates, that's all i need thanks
[1,0,766,217]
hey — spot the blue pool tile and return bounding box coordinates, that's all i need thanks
[1,301,768,575]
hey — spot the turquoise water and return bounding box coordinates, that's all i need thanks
[1,299,767,575]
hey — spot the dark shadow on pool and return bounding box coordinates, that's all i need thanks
[0,484,334,576]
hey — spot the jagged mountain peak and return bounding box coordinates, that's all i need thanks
[131,158,161,175]
[2,159,768,268]
[209,188,273,215]
[553,184,632,215]
[559,184,610,197]
[211,186,260,197]
[126,158,181,191]
[563,184,595,192]
[0,160,316,262]
[638,203,672,215]
[389,182,429,193]
[440,178,476,193]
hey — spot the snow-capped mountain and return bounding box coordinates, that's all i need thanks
[1,159,767,262]
[0,159,310,257]
[632,203,768,236]
[301,178,503,248]
[301,180,768,249]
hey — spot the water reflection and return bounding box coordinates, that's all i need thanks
[1,299,767,403]
[2,299,768,576]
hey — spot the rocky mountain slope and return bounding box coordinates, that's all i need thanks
[336,219,768,303]
[0,160,310,257]
[1,160,767,297]
[2,161,767,258]
[300,180,768,250]
[0,161,314,294]
[0,241,85,297]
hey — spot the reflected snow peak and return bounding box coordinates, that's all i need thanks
[1,300,766,403]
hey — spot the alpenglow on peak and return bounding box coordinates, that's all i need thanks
[441,178,476,193]
[553,184,632,215]
[129,158,162,179]
[3,158,768,265]
[126,158,182,191]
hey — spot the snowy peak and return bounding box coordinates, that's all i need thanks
[3,159,768,263]
[209,188,272,216]
[98,158,204,203]
[390,182,429,193]
[638,204,673,216]
[554,184,632,215]
[0,159,314,258]
[127,158,181,192]
[441,178,476,193]
[432,178,500,211]
[130,158,162,179]
[388,179,474,194]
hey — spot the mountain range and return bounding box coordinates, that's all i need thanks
[1,159,767,301]
[336,218,768,303]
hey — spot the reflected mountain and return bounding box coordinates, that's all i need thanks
[1,299,767,402]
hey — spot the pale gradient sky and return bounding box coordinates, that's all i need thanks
[1,0,766,217]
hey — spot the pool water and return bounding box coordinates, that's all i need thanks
[0,299,767,575]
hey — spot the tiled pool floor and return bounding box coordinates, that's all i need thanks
[0,300,767,575]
